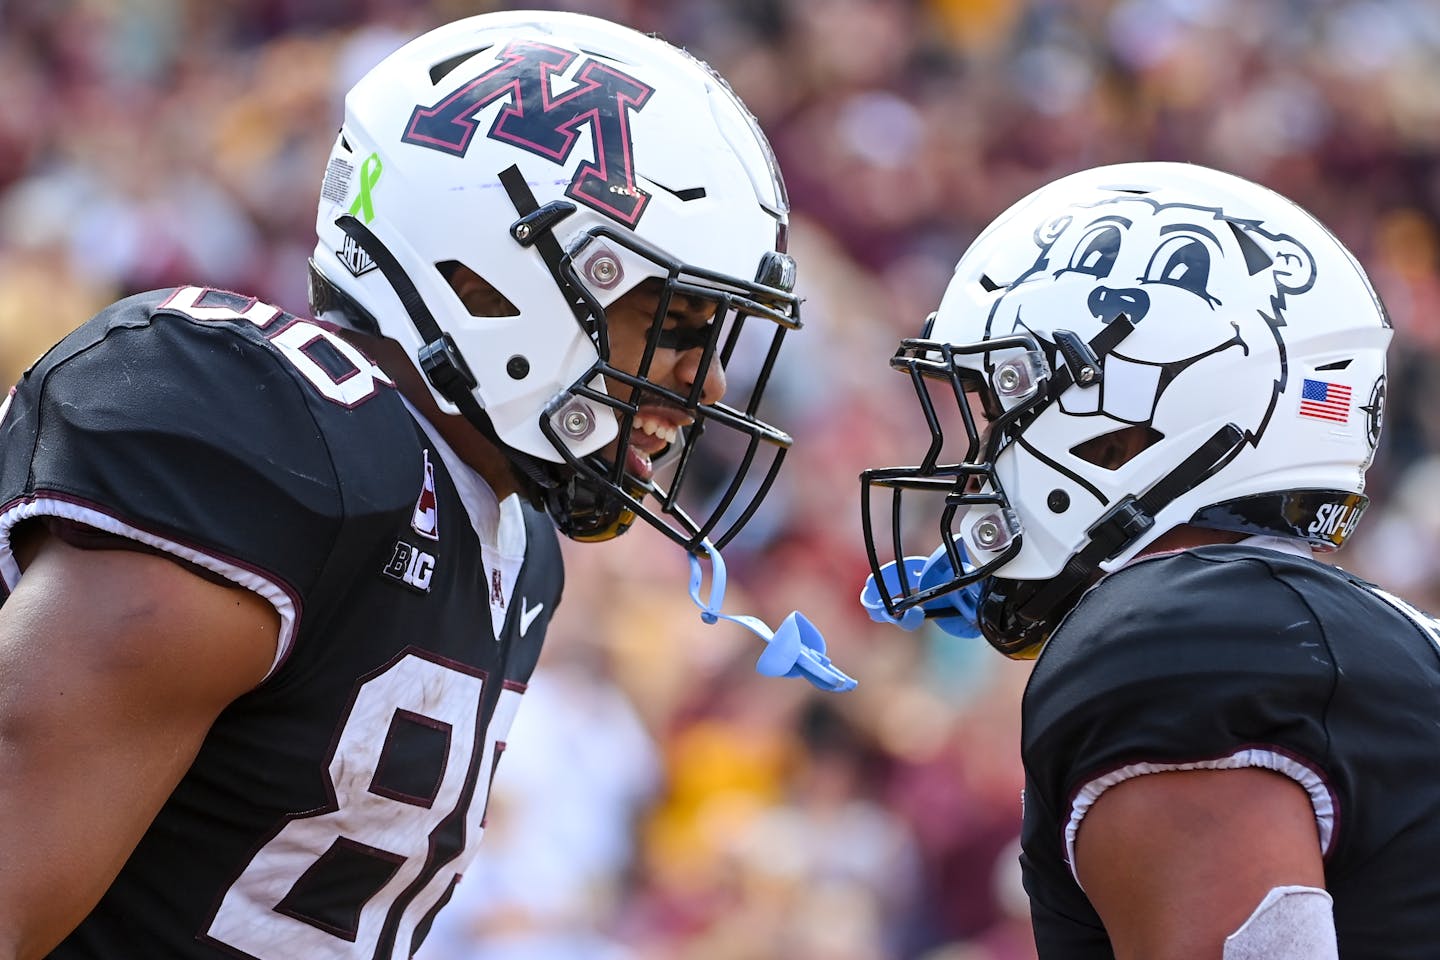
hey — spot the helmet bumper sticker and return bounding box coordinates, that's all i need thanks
[1296,377,1352,424]
[329,152,383,277]
[319,155,352,206]
[347,153,383,224]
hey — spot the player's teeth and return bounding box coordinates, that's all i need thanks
[631,417,679,444]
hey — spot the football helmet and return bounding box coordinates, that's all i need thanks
[309,11,798,547]
[862,162,1392,657]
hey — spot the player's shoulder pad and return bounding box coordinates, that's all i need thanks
[0,287,404,599]
[1026,544,1337,756]
[1052,543,1332,666]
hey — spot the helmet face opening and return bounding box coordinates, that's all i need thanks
[541,225,800,549]
[860,333,1050,629]
[861,162,1392,656]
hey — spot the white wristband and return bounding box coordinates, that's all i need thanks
[1223,885,1337,960]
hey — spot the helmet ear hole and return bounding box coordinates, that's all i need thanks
[436,261,520,317]
[1069,425,1164,470]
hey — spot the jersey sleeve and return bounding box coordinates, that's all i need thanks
[0,296,347,666]
[1022,549,1339,879]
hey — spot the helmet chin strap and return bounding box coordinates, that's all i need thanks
[336,212,643,543]
[962,317,1244,655]
[333,213,559,498]
[339,202,848,691]
[496,165,592,328]
[494,164,644,541]
[981,421,1248,656]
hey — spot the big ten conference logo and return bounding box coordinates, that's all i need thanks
[402,40,654,225]
[384,540,436,593]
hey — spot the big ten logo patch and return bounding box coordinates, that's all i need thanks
[384,540,436,593]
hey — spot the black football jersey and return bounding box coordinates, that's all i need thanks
[0,287,565,960]
[1020,543,1440,958]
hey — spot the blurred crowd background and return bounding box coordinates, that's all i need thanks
[5,0,1440,957]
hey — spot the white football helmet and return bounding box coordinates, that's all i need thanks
[309,11,799,545]
[862,162,1392,657]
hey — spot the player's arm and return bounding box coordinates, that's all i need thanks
[1073,766,1332,960]
[0,527,278,960]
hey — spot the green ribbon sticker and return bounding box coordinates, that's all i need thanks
[348,153,383,223]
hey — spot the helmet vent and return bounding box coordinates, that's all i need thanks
[1228,220,1275,275]
[436,261,519,317]
[1070,426,1164,469]
[429,46,492,85]
[652,179,707,202]
[578,46,629,65]
[1315,358,1353,371]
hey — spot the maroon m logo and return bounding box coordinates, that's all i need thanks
[403,41,655,225]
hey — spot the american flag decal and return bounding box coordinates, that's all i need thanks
[1299,378,1352,423]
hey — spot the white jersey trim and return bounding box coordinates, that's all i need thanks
[0,496,296,680]
[400,398,528,633]
[1368,586,1440,651]
[1065,747,1335,884]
